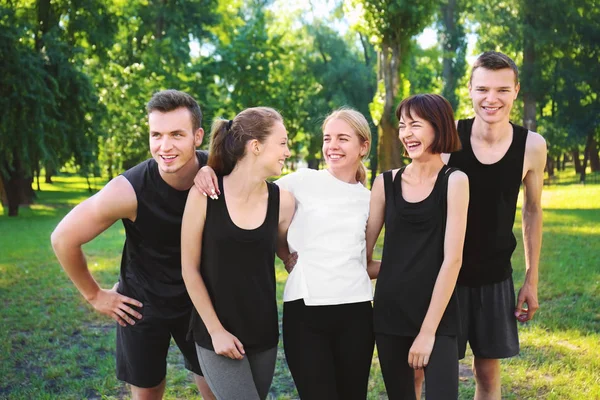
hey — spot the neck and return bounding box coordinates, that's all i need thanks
[327,165,359,184]
[159,156,199,191]
[472,117,512,145]
[224,160,269,198]
[405,154,444,179]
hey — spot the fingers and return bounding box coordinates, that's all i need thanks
[408,350,429,369]
[211,175,220,196]
[285,252,298,273]
[234,337,245,356]
[120,295,143,308]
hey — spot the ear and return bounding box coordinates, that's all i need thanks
[194,128,204,147]
[360,140,370,158]
[514,82,520,100]
[248,139,261,155]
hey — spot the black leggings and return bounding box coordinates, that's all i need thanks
[283,300,374,400]
[376,334,458,400]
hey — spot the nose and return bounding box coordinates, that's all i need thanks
[160,135,174,151]
[284,144,291,158]
[485,91,498,103]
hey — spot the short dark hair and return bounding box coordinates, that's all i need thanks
[395,94,461,155]
[146,90,203,132]
[208,107,284,176]
[470,51,519,86]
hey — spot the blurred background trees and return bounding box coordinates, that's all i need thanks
[1,0,598,215]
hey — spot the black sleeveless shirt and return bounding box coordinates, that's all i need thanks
[373,165,460,337]
[119,151,208,318]
[448,118,528,287]
[190,177,280,355]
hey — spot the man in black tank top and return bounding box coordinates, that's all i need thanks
[441,52,547,399]
[51,90,215,399]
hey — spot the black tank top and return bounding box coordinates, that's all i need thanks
[119,151,208,318]
[190,177,280,354]
[448,118,528,287]
[373,165,460,337]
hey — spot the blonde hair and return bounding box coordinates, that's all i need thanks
[322,108,372,185]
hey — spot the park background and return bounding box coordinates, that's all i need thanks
[0,0,598,398]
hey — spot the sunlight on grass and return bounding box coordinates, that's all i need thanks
[1,176,599,399]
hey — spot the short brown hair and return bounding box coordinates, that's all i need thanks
[395,94,461,154]
[208,107,284,176]
[470,51,519,86]
[147,89,203,132]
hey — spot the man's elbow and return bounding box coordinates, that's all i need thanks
[50,228,64,254]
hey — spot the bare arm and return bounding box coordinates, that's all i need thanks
[181,188,245,359]
[365,174,386,279]
[276,189,297,272]
[50,176,143,326]
[409,171,469,369]
[193,165,220,199]
[516,132,546,322]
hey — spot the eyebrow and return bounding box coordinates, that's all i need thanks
[475,85,512,89]
[150,130,186,135]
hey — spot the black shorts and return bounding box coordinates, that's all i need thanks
[457,277,519,360]
[116,305,202,388]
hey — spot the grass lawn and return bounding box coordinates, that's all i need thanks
[1,174,599,399]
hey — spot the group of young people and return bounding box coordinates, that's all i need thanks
[51,50,545,400]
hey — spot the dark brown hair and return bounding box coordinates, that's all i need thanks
[395,94,461,155]
[469,51,519,86]
[208,107,284,176]
[146,89,203,132]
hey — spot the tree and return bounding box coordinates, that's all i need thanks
[346,0,440,172]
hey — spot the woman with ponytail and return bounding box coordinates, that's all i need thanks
[181,107,295,400]
[196,106,377,399]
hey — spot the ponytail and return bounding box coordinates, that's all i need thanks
[208,107,284,176]
[356,162,367,186]
[207,119,242,176]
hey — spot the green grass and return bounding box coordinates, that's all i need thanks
[1,175,599,399]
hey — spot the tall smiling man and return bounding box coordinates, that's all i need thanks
[442,52,546,399]
[52,90,215,399]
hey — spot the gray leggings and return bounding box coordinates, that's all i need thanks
[196,345,277,400]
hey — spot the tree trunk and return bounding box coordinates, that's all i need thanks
[561,153,568,170]
[378,44,403,172]
[580,133,593,183]
[589,136,600,172]
[522,7,537,132]
[572,148,582,173]
[2,157,26,217]
[546,155,554,176]
[439,0,464,111]
[0,174,7,210]
[307,159,319,170]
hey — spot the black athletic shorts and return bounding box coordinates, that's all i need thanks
[116,304,203,388]
[457,277,520,359]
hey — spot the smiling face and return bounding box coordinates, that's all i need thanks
[149,107,203,175]
[255,121,290,176]
[469,67,520,125]
[398,111,436,160]
[322,118,368,176]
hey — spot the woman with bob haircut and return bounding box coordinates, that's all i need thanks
[366,94,469,399]
[181,107,295,400]
[195,107,378,399]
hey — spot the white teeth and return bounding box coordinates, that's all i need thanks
[162,155,176,159]
[484,107,499,111]
[329,155,342,159]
